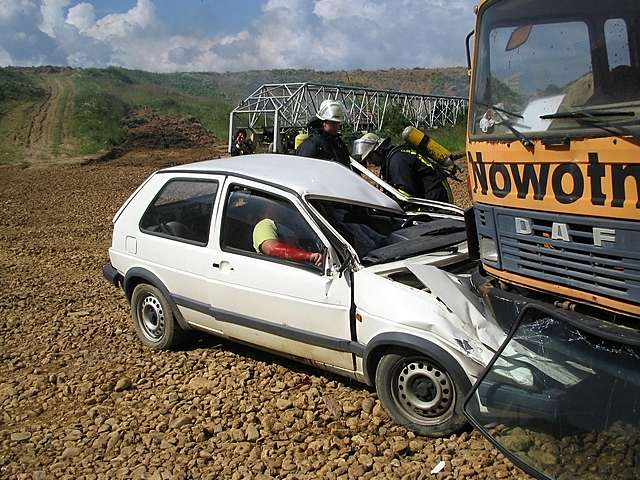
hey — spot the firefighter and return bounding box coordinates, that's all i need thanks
[295,99,351,169]
[230,128,254,156]
[353,132,453,203]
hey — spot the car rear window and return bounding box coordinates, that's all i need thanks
[139,179,219,245]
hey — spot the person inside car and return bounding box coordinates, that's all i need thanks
[252,200,323,267]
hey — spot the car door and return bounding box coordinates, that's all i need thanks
[136,173,224,330]
[205,178,354,371]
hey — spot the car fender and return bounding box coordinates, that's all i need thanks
[362,332,472,403]
[123,267,191,331]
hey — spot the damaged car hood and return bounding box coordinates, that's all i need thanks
[354,265,507,366]
[408,264,506,354]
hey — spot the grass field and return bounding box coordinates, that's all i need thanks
[0,69,46,163]
[70,68,232,154]
[424,122,467,153]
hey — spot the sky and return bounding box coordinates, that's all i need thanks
[0,0,475,72]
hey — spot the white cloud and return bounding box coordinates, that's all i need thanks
[65,2,94,33]
[0,0,36,22]
[38,0,69,38]
[313,0,383,21]
[2,0,474,72]
[0,46,12,66]
[85,0,154,41]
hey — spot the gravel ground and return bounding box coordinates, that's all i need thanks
[0,154,529,479]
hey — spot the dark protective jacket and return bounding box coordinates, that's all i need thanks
[230,140,253,157]
[295,130,351,169]
[380,144,452,203]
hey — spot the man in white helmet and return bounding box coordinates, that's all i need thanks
[296,99,351,169]
[353,132,453,203]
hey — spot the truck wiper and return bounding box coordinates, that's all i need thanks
[474,100,532,149]
[546,110,640,143]
[541,109,635,120]
[499,116,534,149]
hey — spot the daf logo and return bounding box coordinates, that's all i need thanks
[515,217,616,247]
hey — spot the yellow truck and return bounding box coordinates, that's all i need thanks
[461,1,640,479]
[466,0,638,320]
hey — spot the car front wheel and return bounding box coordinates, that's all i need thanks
[131,283,184,349]
[375,351,468,437]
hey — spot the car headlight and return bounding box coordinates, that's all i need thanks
[480,236,498,262]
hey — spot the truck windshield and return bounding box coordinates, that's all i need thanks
[471,0,640,140]
[464,308,640,480]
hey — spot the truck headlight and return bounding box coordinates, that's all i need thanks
[480,236,498,262]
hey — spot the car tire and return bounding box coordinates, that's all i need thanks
[375,350,468,437]
[131,283,184,349]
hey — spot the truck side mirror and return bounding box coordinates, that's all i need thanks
[466,30,475,72]
[463,304,640,480]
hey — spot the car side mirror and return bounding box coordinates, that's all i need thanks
[463,304,640,480]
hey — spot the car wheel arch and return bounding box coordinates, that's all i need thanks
[363,333,472,399]
[123,267,191,331]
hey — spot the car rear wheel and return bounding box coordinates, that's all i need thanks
[131,283,184,349]
[375,351,468,437]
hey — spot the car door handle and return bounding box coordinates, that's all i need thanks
[213,260,233,272]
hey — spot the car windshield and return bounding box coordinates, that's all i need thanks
[464,310,640,480]
[310,200,467,265]
[471,0,640,140]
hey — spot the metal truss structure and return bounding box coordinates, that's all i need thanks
[228,82,468,152]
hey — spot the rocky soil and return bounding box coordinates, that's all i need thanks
[0,150,528,479]
[493,423,640,480]
[97,108,225,162]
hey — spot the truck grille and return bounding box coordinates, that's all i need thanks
[476,206,640,306]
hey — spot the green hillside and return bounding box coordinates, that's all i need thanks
[71,67,234,154]
[0,69,46,162]
[0,66,468,164]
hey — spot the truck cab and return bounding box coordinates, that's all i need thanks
[463,1,640,478]
[467,0,640,320]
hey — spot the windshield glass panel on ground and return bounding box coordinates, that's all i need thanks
[464,311,640,480]
[471,0,640,139]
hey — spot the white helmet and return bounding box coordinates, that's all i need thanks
[353,132,386,161]
[316,99,346,123]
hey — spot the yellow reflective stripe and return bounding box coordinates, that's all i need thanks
[398,148,435,168]
[396,147,452,201]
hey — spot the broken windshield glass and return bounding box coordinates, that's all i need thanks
[464,307,640,480]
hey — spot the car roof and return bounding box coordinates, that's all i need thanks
[161,154,403,212]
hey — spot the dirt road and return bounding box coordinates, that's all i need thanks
[23,73,77,165]
[0,152,524,479]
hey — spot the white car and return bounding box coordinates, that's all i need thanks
[103,154,503,437]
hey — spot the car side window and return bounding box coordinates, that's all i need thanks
[221,185,324,269]
[140,179,218,245]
